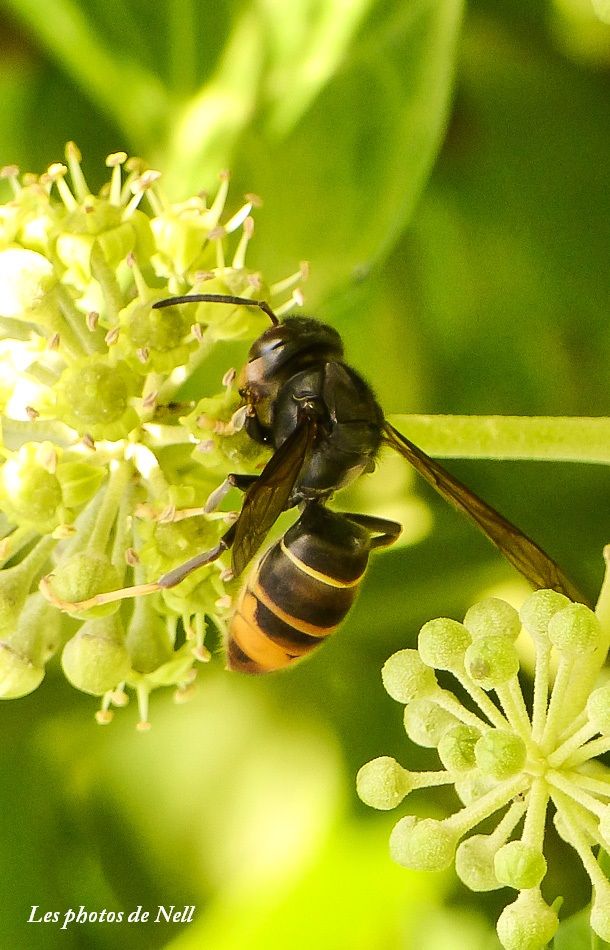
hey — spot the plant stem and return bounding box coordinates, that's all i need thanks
[388,415,610,464]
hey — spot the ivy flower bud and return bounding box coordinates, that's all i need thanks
[117,297,194,374]
[55,207,145,284]
[474,730,526,780]
[0,537,56,632]
[547,602,602,655]
[437,724,479,772]
[494,841,547,889]
[464,597,521,640]
[464,635,519,689]
[356,757,412,810]
[381,649,437,703]
[455,834,501,892]
[62,614,131,695]
[390,816,458,871]
[125,595,174,674]
[0,564,37,633]
[0,593,61,698]
[586,684,610,734]
[417,617,470,671]
[55,359,139,440]
[149,192,218,274]
[403,698,457,747]
[519,588,570,640]
[56,461,105,510]
[495,889,558,950]
[453,769,498,806]
[0,443,64,532]
[45,552,121,619]
[0,642,45,699]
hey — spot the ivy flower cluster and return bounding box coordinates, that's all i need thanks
[0,144,305,727]
[358,555,610,949]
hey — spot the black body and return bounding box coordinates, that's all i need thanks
[242,317,383,501]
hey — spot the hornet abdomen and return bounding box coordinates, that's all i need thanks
[227,505,374,674]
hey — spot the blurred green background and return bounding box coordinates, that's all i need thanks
[1,0,609,947]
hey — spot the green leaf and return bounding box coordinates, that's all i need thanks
[163,0,378,187]
[162,8,266,190]
[232,0,464,301]
[156,0,464,300]
[255,0,376,139]
[2,0,170,148]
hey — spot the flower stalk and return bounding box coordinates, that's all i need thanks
[391,414,610,464]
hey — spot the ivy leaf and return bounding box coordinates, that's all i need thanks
[232,0,464,301]
[1,0,170,148]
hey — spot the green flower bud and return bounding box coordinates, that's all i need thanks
[0,247,56,316]
[496,889,558,950]
[455,835,502,892]
[437,724,480,772]
[465,635,519,689]
[0,566,34,633]
[475,730,526,780]
[126,596,174,674]
[494,841,547,889]
[454,769,498,805]
[417,617,470,671]
[0,592,61,698]
[403,698,457,747]
[117,297,195,373]
[45,551,121,619]
[55,359,139,440]
[381,650,438,704]
[390,816,458,871]
[464,598,521,641]
[63,198,122,235]
[547,602,602,655]
[62,614,131,695]
[0,537,56,632]
[0,443,63,531]
[586,684,610,735]
[0,643,44,698]
[519,589,570,640]
[356,756,412,810]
